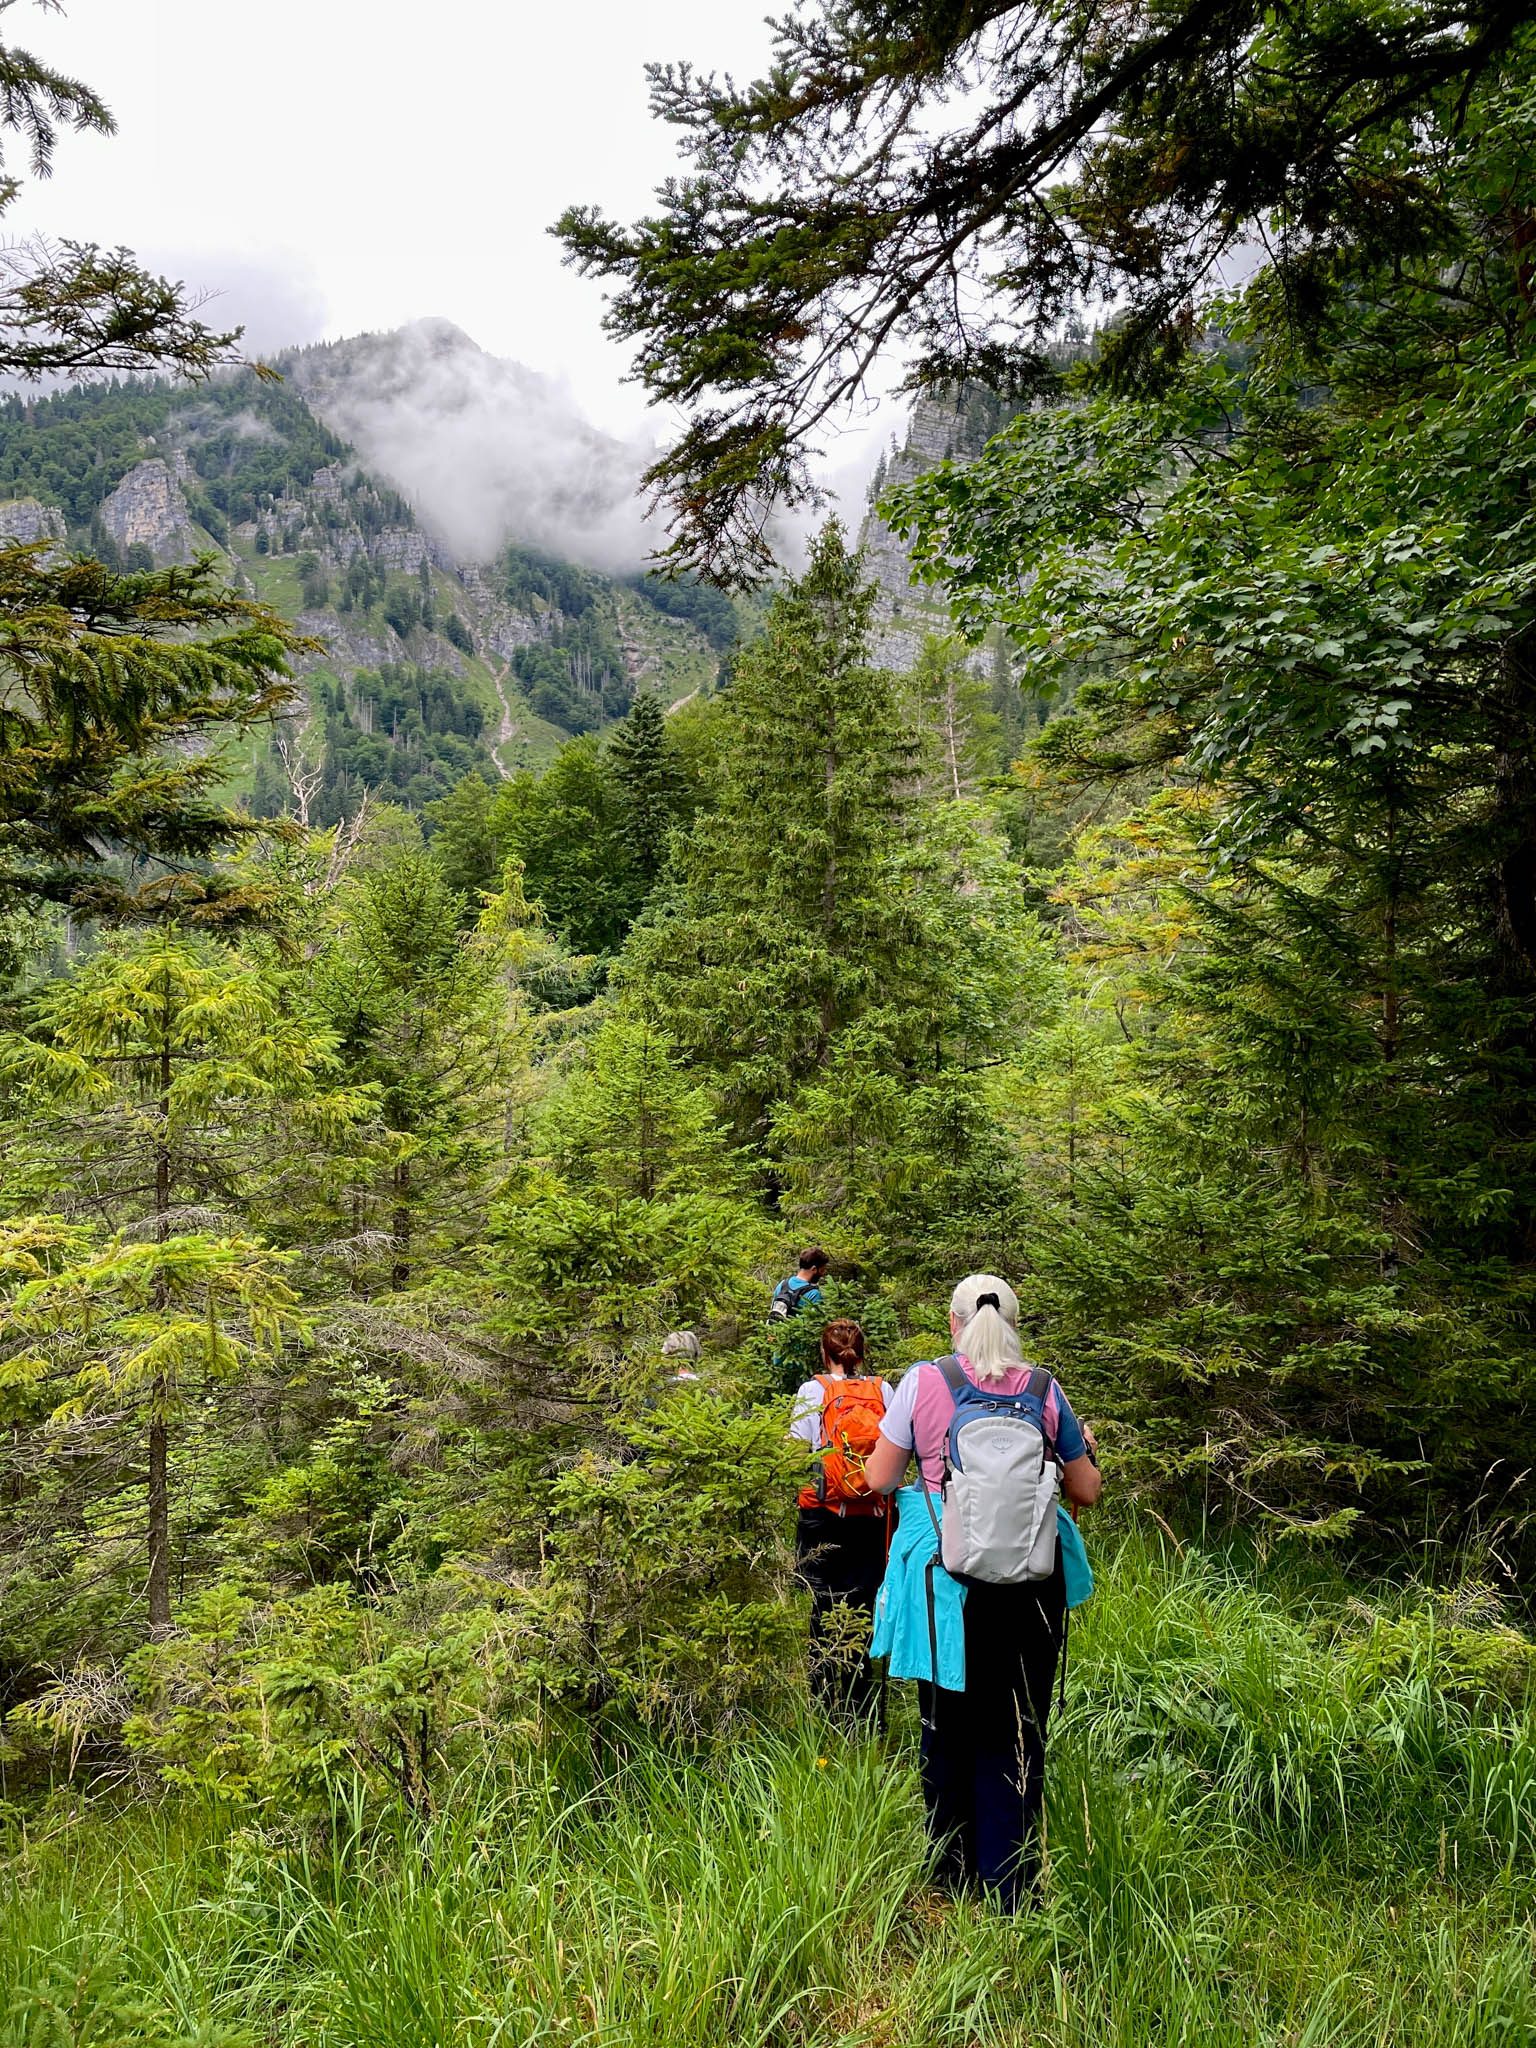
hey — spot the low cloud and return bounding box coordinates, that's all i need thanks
[282,319,653,571]
[0,245,330,398]
[143,245,330,361]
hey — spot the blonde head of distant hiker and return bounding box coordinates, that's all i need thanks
[948,1272,1022,1383]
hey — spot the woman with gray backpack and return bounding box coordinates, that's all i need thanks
[865,1273,1100,1912]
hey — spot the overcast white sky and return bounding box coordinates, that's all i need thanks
[7,0,902,490]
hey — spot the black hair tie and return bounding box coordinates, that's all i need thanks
[976,1291,1000,1310]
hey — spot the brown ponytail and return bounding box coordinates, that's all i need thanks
[820,1317,866,1375]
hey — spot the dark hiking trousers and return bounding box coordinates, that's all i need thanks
[915,1558,1067,1911]
[795,1506,888,1719]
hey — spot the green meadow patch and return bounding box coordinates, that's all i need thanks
[4,1535,1531,2048]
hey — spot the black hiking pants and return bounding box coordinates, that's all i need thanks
[795,1506,888,1720]
[915,1559,1066,1911]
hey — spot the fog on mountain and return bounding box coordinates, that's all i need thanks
[281,319,652,571]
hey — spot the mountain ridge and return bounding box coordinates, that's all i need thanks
[0,338,728,818]
[276,320,650,573]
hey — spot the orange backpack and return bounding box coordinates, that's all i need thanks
[799,1375,887,1512]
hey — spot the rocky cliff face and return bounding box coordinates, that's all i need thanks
[859,397,1000,674]
[0,497,66,547]
[98,459,200,566]
[859,398,960,671]
[235,461,561,678]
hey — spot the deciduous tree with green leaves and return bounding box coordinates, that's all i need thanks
[910,632,1002,801]
[484,739,640,955]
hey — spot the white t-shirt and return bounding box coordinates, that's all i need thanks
[790,1374,893,1449]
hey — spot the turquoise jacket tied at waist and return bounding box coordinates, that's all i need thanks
[1058,1505,1094,1608]
[871,1490,1096,1693]
[871,1486,964,1687]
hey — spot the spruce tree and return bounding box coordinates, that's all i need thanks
[623,523,924,1116]
[608,691,683,891]
[426,772,500,902]
[313,848,519,1290]
[0,928,350,1630]
[0,18,245,383]
[0,551,302,925]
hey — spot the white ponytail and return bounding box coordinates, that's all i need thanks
[949,1271,1023,1383]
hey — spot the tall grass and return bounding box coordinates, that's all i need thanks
[2,1531,1532,2047]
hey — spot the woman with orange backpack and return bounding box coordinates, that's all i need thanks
[789,1316,893,1719]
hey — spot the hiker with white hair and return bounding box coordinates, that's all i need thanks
[866,1273,1100,1910]
[656,1329,728,1405]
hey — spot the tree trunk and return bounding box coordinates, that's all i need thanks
[147,1414,171,1633]
[1378,804,1406,1280]
[819,717,839,1051]
[149,1018,172,1634]
[1493,632,1536,985]
[391,1158,411,1290]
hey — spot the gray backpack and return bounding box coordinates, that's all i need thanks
[922,1353,1061,1584]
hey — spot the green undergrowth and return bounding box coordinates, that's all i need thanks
[2,1534,1532,2047]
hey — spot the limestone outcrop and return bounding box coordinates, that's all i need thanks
[98,459,200,566]
[0,497,66,549]
[859,395,998,675]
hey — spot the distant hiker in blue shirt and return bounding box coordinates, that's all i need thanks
[767,1246,829,1326]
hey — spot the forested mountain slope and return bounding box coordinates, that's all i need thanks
[0,348,730,822]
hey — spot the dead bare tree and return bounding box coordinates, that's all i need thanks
[274,706,324,829]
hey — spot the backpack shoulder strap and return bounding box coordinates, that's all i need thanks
[1025,1365,1058,1452]
[934,1353,966,1395]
